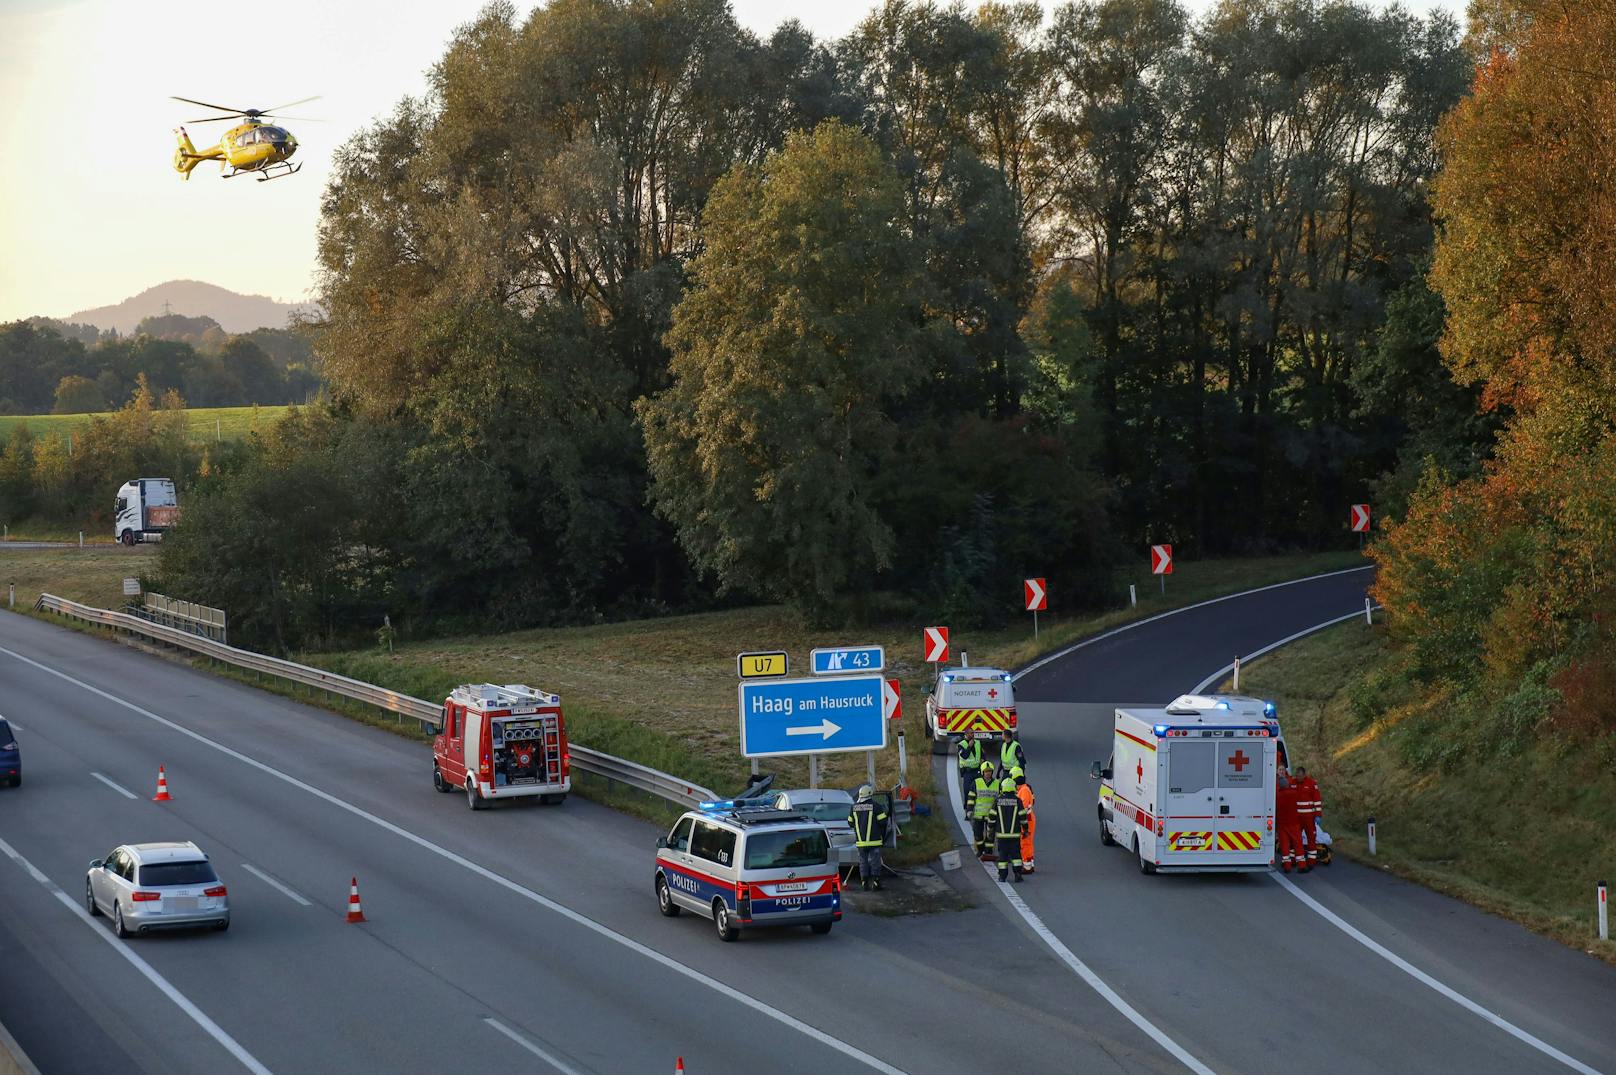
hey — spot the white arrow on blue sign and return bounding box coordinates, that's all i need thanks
[739,674,889,758]
[809,645,885,675]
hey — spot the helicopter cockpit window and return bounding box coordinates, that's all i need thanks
[260,127,286,143]
[236,129,256,145]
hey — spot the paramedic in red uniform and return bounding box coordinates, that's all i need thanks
[1294,765,1321,871]
[1276,766,1304,873]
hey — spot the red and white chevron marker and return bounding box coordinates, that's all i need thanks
[1351,504,1371,532]
[1024,578,1047,612]
[1150,544,1173,576]
[923,626,950,664]
[883,678,902,721]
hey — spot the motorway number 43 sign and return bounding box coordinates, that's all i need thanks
[1151,544,1173,576]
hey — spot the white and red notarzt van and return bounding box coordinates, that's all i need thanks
[433,684,570,810]
[1094,694,1277,873]
[924,666,1017,754]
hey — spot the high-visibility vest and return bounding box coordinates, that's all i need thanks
[972,777,996,818]
[851,799,888,847]
[999,740,1025,772]
[958,739,984,771]
[994,791,1023,837]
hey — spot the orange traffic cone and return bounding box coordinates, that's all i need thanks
[676,1060,684,1074]
[153,766,172,801]
[345,876,366,923]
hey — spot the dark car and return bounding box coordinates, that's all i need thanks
[0,718,19,787]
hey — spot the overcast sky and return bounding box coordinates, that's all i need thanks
[0,0,1458,324]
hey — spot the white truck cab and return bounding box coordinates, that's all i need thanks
[114,478,178,545]
[1093,694,1277,873]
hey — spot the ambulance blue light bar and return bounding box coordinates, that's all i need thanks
[1264,701,1277,716]
[1153,723,1168,736]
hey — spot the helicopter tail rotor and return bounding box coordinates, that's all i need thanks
[173,127,204,180]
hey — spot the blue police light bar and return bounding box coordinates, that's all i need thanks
[698,799,740,812]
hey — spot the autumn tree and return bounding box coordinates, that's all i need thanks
[640,122,929,611]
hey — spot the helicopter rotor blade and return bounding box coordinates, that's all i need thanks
[171,95,248,115]
[185,115,242,124]
[260,95,321,114]
[259,115,324,123]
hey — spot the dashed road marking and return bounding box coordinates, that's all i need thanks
[239,862,311,907]
[91,771,137,799]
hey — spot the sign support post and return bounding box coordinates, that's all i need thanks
[809,753,819,790]
[897,730,907,786]
[866,750,876,788]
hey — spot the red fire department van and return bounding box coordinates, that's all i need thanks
[432,683,570,810]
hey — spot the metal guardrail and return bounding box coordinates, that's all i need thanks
[32,593,720,809]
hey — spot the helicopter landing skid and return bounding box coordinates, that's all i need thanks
[222,161,302,182]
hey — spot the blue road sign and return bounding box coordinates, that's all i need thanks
[809,645,885,676]
[739,674,888,758]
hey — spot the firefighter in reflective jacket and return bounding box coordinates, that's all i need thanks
[993,777,1026,883]
[957,736,984,801]
[968,762,997,856]
[998,728,1026,774]
[1276,766,1305,873]
[1013,769,1036,874]
[1295,766,1321,870]
[850,784,889,891]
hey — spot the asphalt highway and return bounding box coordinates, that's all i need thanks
[1009,565,1616,1074]
[0,610,1182,1075]
[2,565,1611,1074]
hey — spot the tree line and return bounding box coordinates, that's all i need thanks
[153,0,1493,649]
[0,316,321,416]
[1371,0,1616,754]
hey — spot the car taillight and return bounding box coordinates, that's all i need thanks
[1008,712,1017,728]
[1156,819,1164,837]
[204,885,227,897]
[1,742,15,750]
[131,891,160,902]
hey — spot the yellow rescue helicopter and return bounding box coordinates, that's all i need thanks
[171,95,319,182]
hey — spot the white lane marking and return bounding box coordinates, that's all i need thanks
[0,644,905,1075]
[1014,564,1373,682]
[1190,608,1375,693]
[239,863,311,907]
[91,771,137,799]
[483,1017,587,1075]
[1200,619,1601,1075]
[1271,873,1601,1075]
[0,834,273,1075]
[945,760,1217,1074]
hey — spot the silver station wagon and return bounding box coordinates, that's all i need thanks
[87,841,230,937]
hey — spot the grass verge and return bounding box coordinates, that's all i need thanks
[1228,621,1616,965]
[0,544,156,607]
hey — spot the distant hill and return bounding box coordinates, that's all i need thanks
[67,280,317,335]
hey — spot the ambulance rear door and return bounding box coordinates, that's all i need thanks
[1160,736,1218,861]
[1211,733,1274,864]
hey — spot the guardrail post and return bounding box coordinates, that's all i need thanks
[897,729,907,786]
[1367,816,1377,856]
[1600,880,1608,941]
[7,583,12,610]
[1365,597,1373,625]
[1129,583,1137,608]
[1233,656,1241,691]
[79,531,84,548]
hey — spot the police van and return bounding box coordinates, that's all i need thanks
[1092,694,1277,873]
[654,806,841,941]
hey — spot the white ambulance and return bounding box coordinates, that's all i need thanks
[924,666,1017,754]
[432,684,570,810]
[1092,694,1276,873]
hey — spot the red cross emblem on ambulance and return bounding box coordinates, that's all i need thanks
[1136,759,1144,783]
[988,688,998,700]
[1228,750,1250,772]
